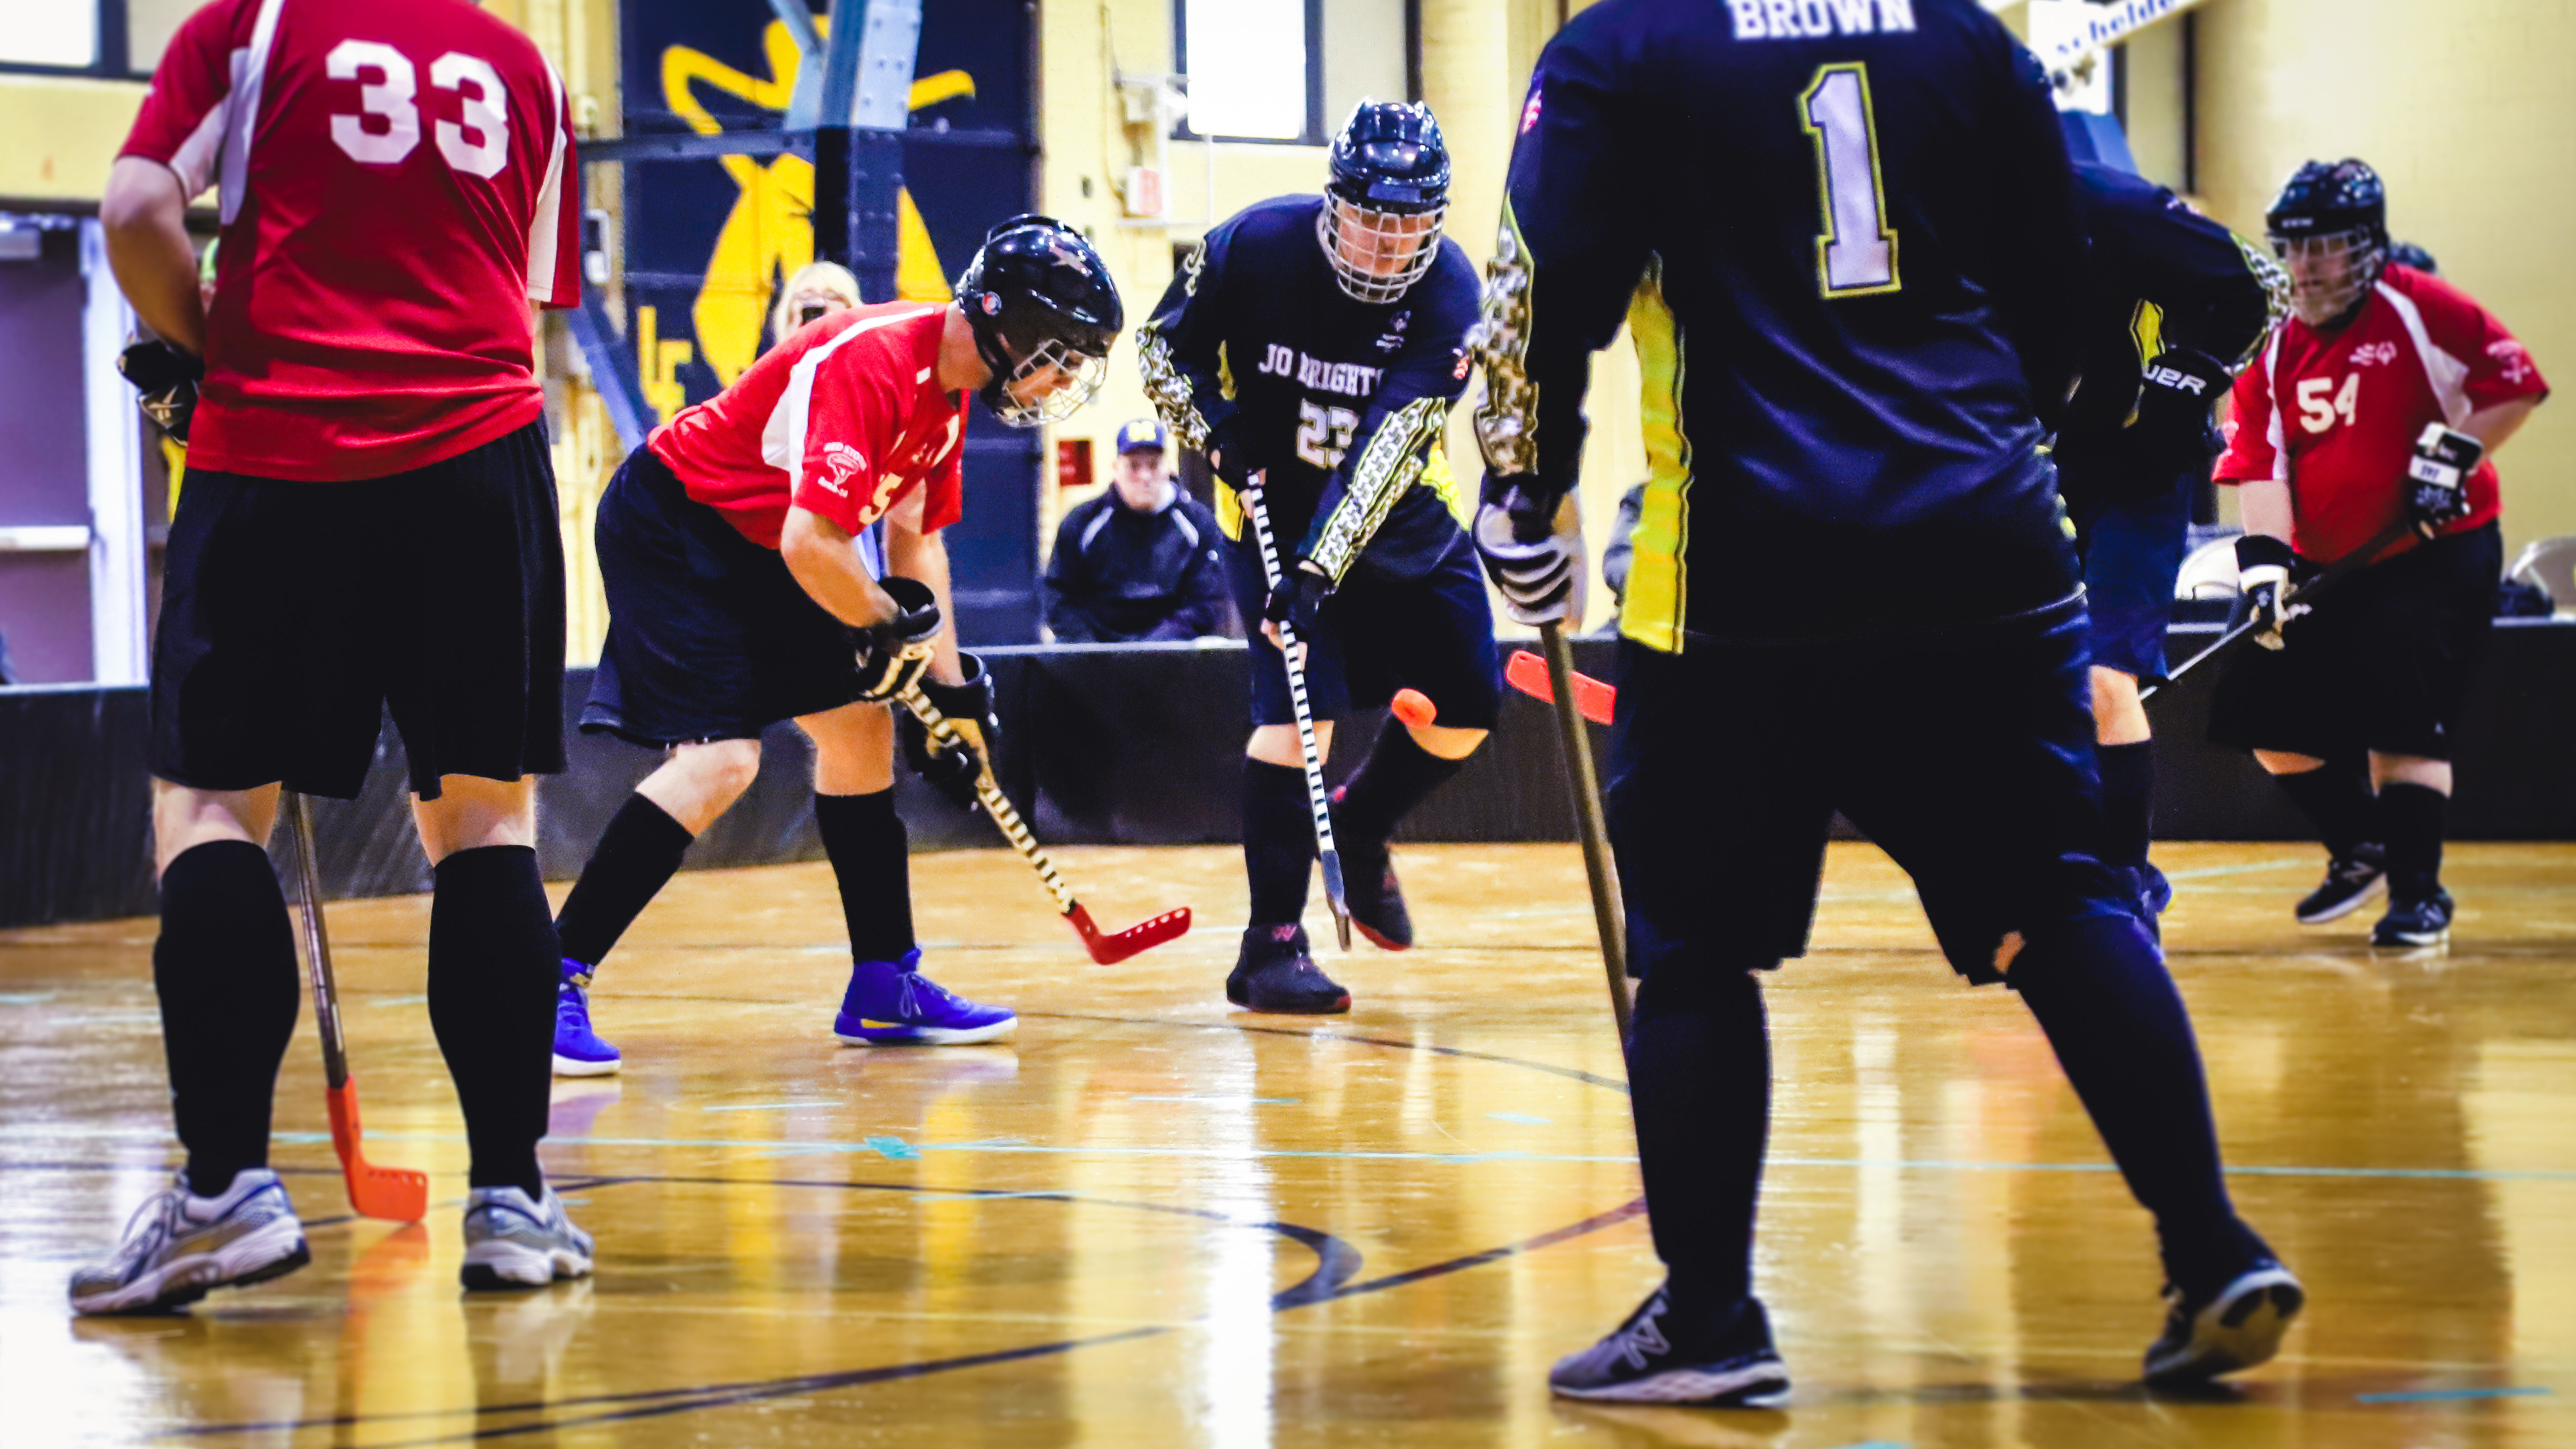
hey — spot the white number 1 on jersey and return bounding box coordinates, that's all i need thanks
[1800,63,1901,298]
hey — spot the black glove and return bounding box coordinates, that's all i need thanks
[2122,346,2229,488]
[1206,411,1264,488]
[2406,423,2483,538]
[119,337,203,443]
[1472,471,1577,624]
[1263,563,1332,638]
[852,575,942,702]
[2233,534,2317,649]
[900,653,996,812]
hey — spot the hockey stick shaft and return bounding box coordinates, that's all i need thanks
[2141,515,2416,703]
[1241,476,1351,950]
[1538,623,1632,1039]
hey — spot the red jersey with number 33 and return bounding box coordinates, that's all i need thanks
[2216,265,2547,565]
[120,0,581,482]
[648,303,965,549]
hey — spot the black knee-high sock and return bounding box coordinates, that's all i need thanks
[554,793,696,972]
[1243,759,1316,926]
[1625,967,1771,1315]
[156,841,302,1195]
[428,846,558,1197]
[815,791,914,964]
[2378,782,2448,900]
[2096,740,2155,869]
[1331,715,1467,857]
[2012,913,2259,1292]
[2273,757,2381,858]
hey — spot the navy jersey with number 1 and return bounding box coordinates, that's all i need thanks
[1479,0,2087,648]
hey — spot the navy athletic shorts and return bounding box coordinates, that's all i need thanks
[2207,521,2499,761]
[583,445,867,746]
[1227,530,1502,730]
[1607,592,2135,987]
[149,420,566,802]
[2067,472,2191,682]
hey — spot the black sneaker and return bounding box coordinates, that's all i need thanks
[1342,845,1413,951]
[1226,924,1351,1015]
[2143,1258,2305,1385]
[1549,1286,1790,1406]
[2294,844,2386,924]
[2371,888,2454,948]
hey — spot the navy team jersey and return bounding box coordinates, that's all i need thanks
[2056,162,2288,489]
[1137,195,1481,584]
[1480,0,2086,649]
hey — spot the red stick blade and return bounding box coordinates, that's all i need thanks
[326,1079,429,1223]
[1505,649,1615,725]
[1067,902,1193,965]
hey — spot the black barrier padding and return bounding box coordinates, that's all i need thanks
[3,624,2571,927]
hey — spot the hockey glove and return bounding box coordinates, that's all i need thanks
[2234,534,2318,650]
[1206,411,1266,489]
[1263,563,1333,639]
[1473,472,1578,625]
[2123,346,2229,489]
[899,653,996,812]
[2405,422,2483,538]
[852,575,942,703]
[119,337,203,444]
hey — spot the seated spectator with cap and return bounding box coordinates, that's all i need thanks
[1043,420,1237,642]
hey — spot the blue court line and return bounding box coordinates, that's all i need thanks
[2356,1386,2552,1404]
[1486,1112,1553,1125]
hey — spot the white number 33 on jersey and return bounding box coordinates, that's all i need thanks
[327,41,511,178]
[2294,374,2361,434]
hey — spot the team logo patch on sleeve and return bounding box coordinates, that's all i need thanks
[2490,340,2536,385]
[820,441,867,495]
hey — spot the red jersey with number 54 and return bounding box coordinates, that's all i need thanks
[120,0,581,482]
[2216,265,2547,565]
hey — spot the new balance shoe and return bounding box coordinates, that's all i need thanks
[461,1183,595,1291]
[2295,844,2386,924]
[551,959,621,1077]
[2143,1258,2304,1385]
[832,948,1017,1045]
[1227,924,1350,1015]
[70,1169,310,1315]
[2372,888,2454,948]
[1342,845,1414,951]
[1549,1286,1791,1405]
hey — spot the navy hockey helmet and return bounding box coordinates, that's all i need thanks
[2386,239,2439,276]
[954,215,1124,427]
[2266,159,2387,326]
[1319,101,1450,305]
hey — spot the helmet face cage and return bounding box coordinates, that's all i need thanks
[2271,227,2383,327]
[1317,195,1446,306]
[983,334,1110,429]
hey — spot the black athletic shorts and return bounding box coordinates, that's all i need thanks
[583,444,865,746]
[1226,530,1502,730]
[150,420,566,802]
[2066,471,2192,682]
[2207,522,2500,761]
[1607,592,2135,987]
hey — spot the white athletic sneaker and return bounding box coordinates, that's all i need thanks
[69,1169,310,1316]
[460,1184,594,1291]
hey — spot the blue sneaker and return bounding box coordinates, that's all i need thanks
[832,948,1017,1046]
[551,959,621,1077]
[2139,861,2174,917]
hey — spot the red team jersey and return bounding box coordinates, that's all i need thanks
[2218,266,2548,564]
[120,0,581,482]
[649,303,965,549]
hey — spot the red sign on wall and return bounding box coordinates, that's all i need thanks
[1056,437,1094,490]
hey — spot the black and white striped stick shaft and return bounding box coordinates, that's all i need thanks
[899,689,1078,914]
[1241,478,1350,948]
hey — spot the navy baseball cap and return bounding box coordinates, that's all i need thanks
[1115,418,1168,454]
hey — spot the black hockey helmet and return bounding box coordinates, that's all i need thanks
[2266,159,2387,326]
[1319,101,1450,304]
[954,215,1123,427]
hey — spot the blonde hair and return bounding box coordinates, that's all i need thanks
[769,262,864,349]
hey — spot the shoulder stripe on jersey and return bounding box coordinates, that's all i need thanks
[767,307,946,490]
[525,59,571,304]
[169,78,235,198]
[2373,280,2474,429]
[2263,330,2288,486]
[217,0,289,227]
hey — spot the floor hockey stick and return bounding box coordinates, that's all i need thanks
[282,791,429,1223]
[1505,647,1614,725]
[2141,514,2416,703]
[1535,623,1632,1038]
[1240,474,1353,951]
[895,687,1192,964]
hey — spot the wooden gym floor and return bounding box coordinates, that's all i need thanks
[2,840,2573,1447]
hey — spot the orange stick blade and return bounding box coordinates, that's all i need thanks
[325,1079,429,1223]
[1506,649,1615,725]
